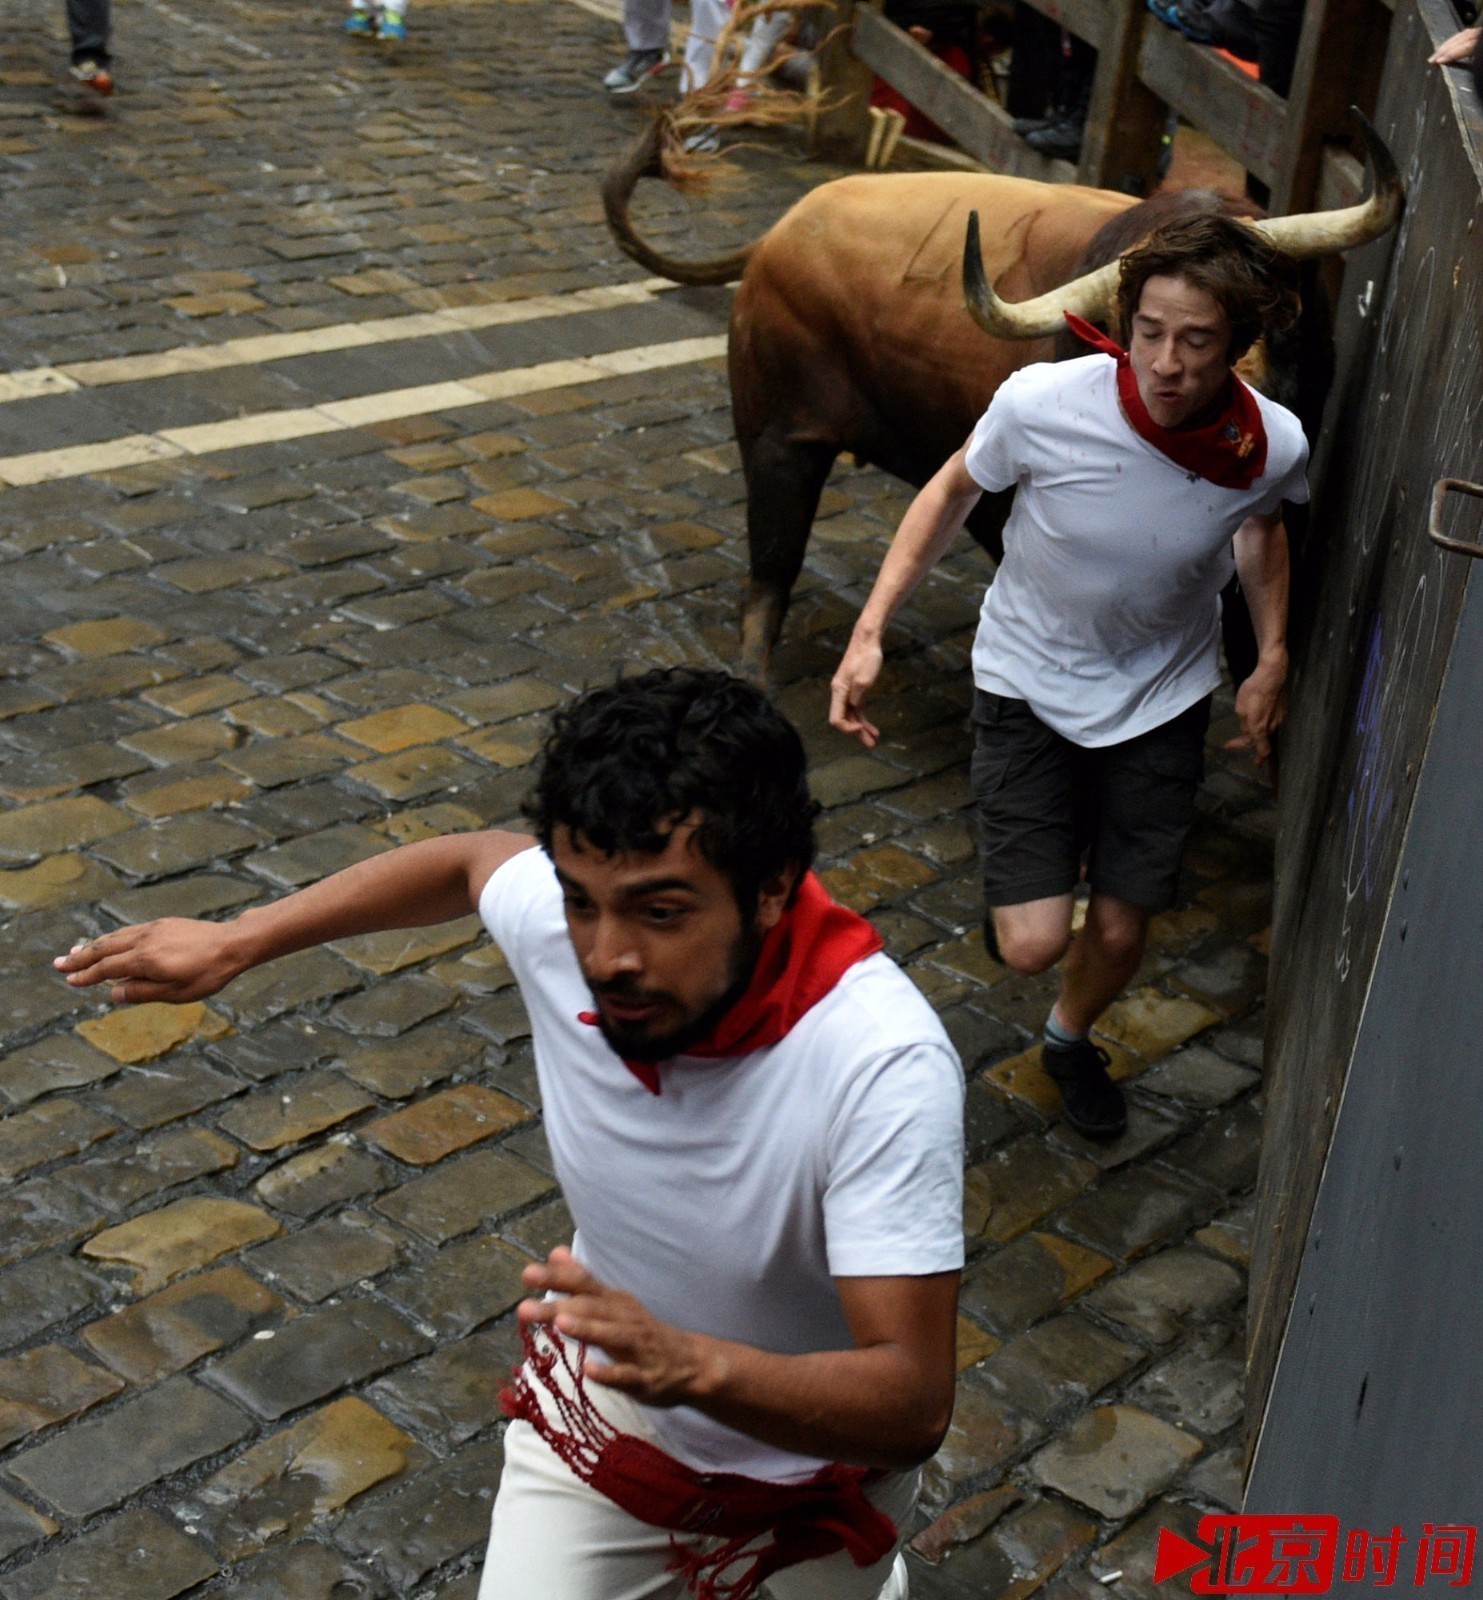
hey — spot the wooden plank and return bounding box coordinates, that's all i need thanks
[852,8,1076,179]
[1136,21,1288,183]
[1005,0,1111,51]
[813,0,881,163]
[1269,0,1391,212]
[1078,0,1167,192]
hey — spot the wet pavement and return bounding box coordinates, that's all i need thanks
[0,0,1274,1593]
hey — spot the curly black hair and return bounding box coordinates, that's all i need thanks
[524,668,819,910]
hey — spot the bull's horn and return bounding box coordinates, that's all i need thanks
[962,110,1402,344]
[963,210,1120,341]
[1250,107,1403,259]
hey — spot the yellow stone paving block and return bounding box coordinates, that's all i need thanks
[456,726,541,768]
[225,695,333,738]
[846,843,939,892]
[928,927,1010,988]
[140,674,254,718]
[75,1000,233,1065]
[955,1315,1001,1371]
[121,716,241,766]
[198,1396,415,1557]
[329,268,419,296]
[0,1346,125,1450]
[165,291,267,316]
[346,744,475,801]
[1146,903,1221,955]
[470,487,569,521]
[460,430,527,460]
[372,801,486,844]
[42,617,170,657]
[1030,1231,1117,1302]
[963,1142,1098,1243]
[363,1084,530,1166]
[123,771,253,819]
[0,854,121,911]
[330,915,484,976]
[1093,987,1222,1060]
[0,795,134,860]
[985,1040,1145,1115]
[337,704,469,754]
[83,1197,283,1293]
[429,941,515,996]
[81,1265,290,1384]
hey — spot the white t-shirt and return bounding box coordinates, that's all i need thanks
[479,847,965,1483]
[964,354,1310,747]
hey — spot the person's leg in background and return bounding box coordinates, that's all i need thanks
[682,0,732,92]
[65,0,113,93]
[605,0,673,90]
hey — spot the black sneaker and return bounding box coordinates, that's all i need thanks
[603,49,668,93]
[1012,114,1056,135]
[1025,114,1085,160]
[1042,1038,1127,1140]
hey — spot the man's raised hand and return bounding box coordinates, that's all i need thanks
[519,1247,708,1407]
[54,918,249,1006]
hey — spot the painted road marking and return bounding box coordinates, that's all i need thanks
[0,335,728,488]
[0,278,679,404]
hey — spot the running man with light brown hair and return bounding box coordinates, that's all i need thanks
[831,215,1306,1141]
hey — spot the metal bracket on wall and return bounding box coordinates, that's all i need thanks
[1428,477,1483,558]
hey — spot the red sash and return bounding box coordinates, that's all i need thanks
[1065,312,1268,490]
[502,1325,897,1600]
[579,871,884,1095]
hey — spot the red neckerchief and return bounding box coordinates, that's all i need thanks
[578,871,884,1095]
[1065,312,1268,490]
[502,1324,896,1600]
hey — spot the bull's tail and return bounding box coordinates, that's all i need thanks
[602,118,757,287]
[601,1,822,287]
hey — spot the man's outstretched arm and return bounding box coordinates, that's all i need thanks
[521,1248,960,1470]
[55,829,536,1005]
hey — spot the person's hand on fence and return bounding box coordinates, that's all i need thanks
[1429,25,1479,65]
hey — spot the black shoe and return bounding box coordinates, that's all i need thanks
[1012,114,1056,135]
[1042,1038,1127,1140]
[1025,115,1084,160]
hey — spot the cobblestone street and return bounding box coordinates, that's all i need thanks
[0,0,1277,1594]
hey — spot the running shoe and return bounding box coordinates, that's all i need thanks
[344,8,377,35]
[379,10,407,40]
[603,48,667,92]
[68,57,113,94]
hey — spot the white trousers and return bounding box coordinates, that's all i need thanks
[478,1405,918,1599]
[622,0,732,90]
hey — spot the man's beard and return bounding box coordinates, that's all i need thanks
[587,925,762,1063]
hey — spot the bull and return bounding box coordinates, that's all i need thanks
[602,115,1402,680]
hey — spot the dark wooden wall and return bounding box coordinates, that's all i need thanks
[1246,0,1483,1458]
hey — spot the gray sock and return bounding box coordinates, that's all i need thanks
[1044,1010,1087,1048]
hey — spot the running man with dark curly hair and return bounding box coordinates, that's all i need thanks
[56,667,964,1600]
[832,214,1308,1142]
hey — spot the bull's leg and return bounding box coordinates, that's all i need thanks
[738,430,837,685]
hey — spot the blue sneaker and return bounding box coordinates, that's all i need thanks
[344,8,376,35]
[378,10,406,40]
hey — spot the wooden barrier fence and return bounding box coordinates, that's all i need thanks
[814,0,1393,211]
